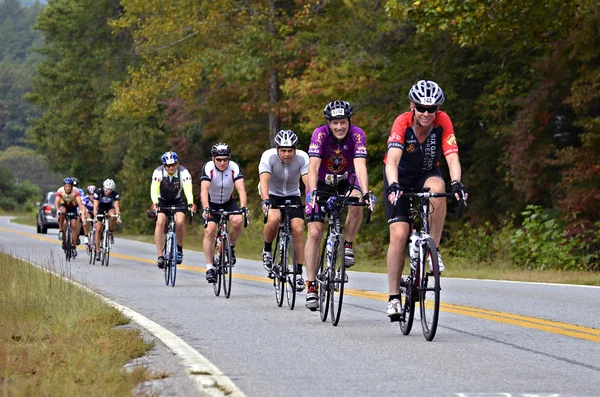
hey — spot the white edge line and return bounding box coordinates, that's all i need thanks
[17,256,246,397]
[446,276,600,289]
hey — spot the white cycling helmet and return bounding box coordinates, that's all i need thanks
[103,179,115,190]
[408,80,445,106]
[274,130,299,148]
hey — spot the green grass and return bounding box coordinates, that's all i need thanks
[7,211,600,286]
[0,251,156,395]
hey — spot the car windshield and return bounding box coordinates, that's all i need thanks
[47,193,56,205]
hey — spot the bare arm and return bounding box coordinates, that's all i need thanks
[200,180,211,209]
[259,173,271,201]
[445,152,462,183]
[235,179,247,208]
[385,147,403,203]
[307,157,321,193]
[353,157,369,196]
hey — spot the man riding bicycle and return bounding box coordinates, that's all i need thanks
[201,143,248,283]
[383,80,468,318]
[150,151,197,269]
[259,129,309,291]
[304,100,374,310]
[93,179,121,262]
[55,177,86,256]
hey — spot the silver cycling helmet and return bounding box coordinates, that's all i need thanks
[408,80,445,106]
[274,130,299,148]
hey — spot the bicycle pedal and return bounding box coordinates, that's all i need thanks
[389,313,404,322]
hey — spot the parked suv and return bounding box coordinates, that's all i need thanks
[36,192,58,234]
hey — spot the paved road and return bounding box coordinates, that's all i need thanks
[2,217,599,397]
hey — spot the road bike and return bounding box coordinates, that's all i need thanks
[313,188,372,326]
[204,208,248,298]
[160,205,190,287]
[96,213,118,267]
[397,187,464,341]
[61,212,79,262]
[263,200,303,310]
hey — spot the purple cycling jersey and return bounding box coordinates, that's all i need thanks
[307,124,367,185]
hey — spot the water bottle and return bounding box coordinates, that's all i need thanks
[408,230,418,270]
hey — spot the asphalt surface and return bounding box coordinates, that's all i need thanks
[2,217,600,397]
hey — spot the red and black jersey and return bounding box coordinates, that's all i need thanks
[384,111,459,178]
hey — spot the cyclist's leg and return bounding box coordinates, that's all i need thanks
[57,206,67,240]
[155,211,168,267]
[291,217,306,290]
[422,171,446,247]
[94,216,103,259]
[203,221,218,282]
[174,210,186,262]
[384,174,411,317]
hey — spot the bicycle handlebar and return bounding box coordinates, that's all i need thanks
[263,203,303,224]
[203,209,247,229]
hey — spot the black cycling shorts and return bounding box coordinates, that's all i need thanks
[207,199,239,224]
[269,195,304,220]
[383,168,444,224]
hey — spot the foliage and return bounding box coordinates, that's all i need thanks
[508,205,578,270]
[0,0,44,150]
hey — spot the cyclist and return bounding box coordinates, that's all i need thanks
[201,143,248,283]
[92,179,121,261]
[383,80,468,318]
[81,185,97,245]
[259,130,309,291]
[150,151,197,269]
[55,177,86,256]
[304,100,374,310]
[71,177,86,244]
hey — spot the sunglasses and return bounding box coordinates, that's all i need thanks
[165,163,177,168]
[414,105,438,114]
[214,157,229,163]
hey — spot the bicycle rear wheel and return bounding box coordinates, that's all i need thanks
[330,236,346,326]
[222,235,233,299]
[213,238,222,296]
[272,234,284,307]
[318,242,329,321]
[399,273,416,335]
[420,238,441,341]
[285,235,297,310]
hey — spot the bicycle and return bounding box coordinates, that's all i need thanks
[204,208,248,299]
[61,212,79,262]
[263,200,303,310]
[159,205,191,287]
[313,188,372,326]
[397,187,465,341]
[96,213,119,267]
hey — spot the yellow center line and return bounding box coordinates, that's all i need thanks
[3,226,599,342]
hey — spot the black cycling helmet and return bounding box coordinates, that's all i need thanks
[211,143,231,157]
[323,100,353,120]
[274,130,299,148]
[408,80,445,106]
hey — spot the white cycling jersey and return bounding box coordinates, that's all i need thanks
[200,160,244,204]
[258,148,309,197]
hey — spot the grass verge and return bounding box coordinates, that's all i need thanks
[0,251,156,395]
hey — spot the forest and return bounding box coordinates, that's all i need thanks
[1,0,599,271]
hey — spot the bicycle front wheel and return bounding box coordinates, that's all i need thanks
[222,235,233,299]
[420,238,441,341]
[284,235,297,310]
[272,234,284,307]
[64,226,72,262]
[87,231,95,265]
[318,242,329,322]
[330,236,346,326]
[170,233,178,287]
[213,238,222,296]
[399,265,416,335]
[101,229,110,266]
